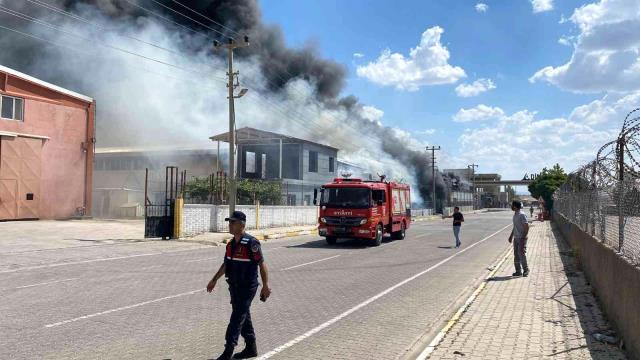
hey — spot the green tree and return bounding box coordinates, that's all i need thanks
[527,164,568,210]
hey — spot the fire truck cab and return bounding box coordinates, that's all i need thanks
[314,177,411,246]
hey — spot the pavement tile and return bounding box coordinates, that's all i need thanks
[429,220,627,359]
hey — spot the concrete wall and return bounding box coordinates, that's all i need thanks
[182,204,319,236]
[554,213,640,359]
[0,70,94,219]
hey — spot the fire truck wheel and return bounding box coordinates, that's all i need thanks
[372,224,383,246]
[325,236,337,245]
[392,222,406,240]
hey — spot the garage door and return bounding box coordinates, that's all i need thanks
[0,136,42,220]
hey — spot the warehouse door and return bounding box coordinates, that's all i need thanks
[0,136,42,220]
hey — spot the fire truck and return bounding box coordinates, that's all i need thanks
[313,176,411,246]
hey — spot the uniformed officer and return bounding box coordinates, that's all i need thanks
[207,211,271,360]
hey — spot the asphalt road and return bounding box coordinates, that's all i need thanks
[1,211,514,359]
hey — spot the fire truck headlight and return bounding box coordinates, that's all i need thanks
[359,218,367,225]
[320,217,327,223]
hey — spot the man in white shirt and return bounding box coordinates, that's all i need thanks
[508,201,530,277]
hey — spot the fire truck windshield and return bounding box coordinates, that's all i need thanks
[321,187,371,208]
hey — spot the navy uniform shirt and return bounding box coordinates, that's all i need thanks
[224,234,264,288]
[453,212,464,226]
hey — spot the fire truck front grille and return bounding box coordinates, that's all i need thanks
[324,217,365,227]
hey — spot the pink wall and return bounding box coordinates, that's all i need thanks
[0,71,94,219]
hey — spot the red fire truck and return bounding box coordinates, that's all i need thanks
[313,176,412,246]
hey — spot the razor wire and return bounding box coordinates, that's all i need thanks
[554,109,640,266]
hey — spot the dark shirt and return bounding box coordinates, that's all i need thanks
[224,233,264,288]
[453,212,464,226]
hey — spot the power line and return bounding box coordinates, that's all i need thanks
[25,0,184,59]
[136,0,387,150]
[168,0,240,36]
[0,5,227,82]
[0,23,224,91]
[145,0,229,38]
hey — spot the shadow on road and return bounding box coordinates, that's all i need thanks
[487,275,516,282]
[286,237,394,250]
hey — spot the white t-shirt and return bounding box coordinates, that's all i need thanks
[513,212,528,239]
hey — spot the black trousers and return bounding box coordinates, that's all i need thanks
[225,285,258,349]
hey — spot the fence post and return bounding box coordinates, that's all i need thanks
[173,197,183,239]
[618,136,625,252]
[256,200,260,230]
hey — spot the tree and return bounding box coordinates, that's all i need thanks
[527,164,568,210]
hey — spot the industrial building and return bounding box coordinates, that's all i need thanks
[211,127,339,206]
[93,146,221,218]
[0,65,95,220]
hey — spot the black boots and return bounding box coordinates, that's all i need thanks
[216,347,234,360]
[233,341,258,359]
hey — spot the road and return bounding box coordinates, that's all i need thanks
[1,211,513,359]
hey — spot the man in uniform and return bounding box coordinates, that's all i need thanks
[207,211,271,360]
[509,201,530,277]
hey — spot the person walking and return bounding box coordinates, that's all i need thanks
[509,201,530,277]
[443,206,464,248]
[530,205,534,218]
[207,211,271,360]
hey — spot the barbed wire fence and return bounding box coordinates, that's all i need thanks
[554,108,640,266]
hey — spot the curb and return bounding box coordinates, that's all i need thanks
[178,228,319,245]
[414,245,512,359]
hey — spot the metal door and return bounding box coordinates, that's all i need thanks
[144,166,182,239]
[0,179,17,220]
[18,137,41,219]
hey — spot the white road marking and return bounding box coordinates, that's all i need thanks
[0,248,206,274]
[258,224,511,359]
[185,257,216,263]
[44,289,202,328]
[281,255,341,271]
[14,277,79,289]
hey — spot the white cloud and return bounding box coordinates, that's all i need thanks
[453,104,505,122]
[457,104,615,179]
[475,3,489,12]
[455,78,496,97]
[353,52,364,58]
[359,105,384,126]
[356,26,466,91]
[569,91,640,125]
[531,0,554,13]
[530,0,640,93]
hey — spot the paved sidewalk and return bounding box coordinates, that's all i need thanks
[428,221,627,359]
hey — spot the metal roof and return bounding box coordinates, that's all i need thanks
[0,64,93,103]
[210,126,339,151]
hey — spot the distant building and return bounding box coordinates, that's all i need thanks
[0,65,95,220]
[210,127,339,206]
[93,146,221,218]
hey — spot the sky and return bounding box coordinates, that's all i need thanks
[260,0,639,183]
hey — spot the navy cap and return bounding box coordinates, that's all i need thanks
[225,211,247,223]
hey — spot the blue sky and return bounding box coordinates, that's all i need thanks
[260,0,640,183]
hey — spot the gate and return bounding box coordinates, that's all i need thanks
[144,166,185,239]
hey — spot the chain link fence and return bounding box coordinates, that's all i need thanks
[554,109,640,266]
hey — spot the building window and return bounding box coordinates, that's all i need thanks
[1,95,24,121]
[329,157,335,173]
[246,151,256,173]
[308,151,318,173]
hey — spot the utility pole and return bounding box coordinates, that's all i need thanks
[426,146,441,212]
[214,36,249,215]
[468,164,478,209]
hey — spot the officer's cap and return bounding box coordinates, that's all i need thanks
[225,210,247,223]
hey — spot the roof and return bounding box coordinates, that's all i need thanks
[210,127,339,151]
[0,65,93,103]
